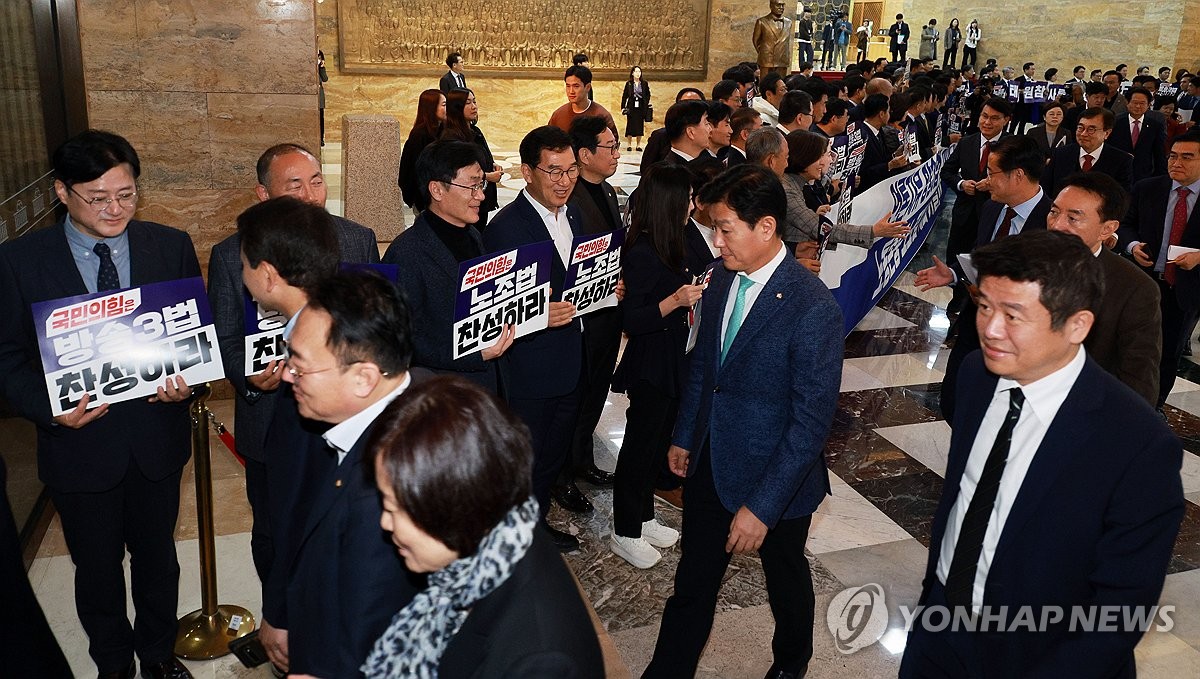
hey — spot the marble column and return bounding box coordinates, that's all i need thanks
[342,114,404,242]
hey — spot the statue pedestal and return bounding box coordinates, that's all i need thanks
[342,114,404,243]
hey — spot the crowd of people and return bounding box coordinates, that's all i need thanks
[0,40,1197,679]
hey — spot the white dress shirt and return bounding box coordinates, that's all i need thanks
[522,189,573,267]
[1078,142,1105,169]
[323,374,412,465]
[670,147,696,162]
[937,347,1086,611]
[692,219,719,259]
[720,242,787,340]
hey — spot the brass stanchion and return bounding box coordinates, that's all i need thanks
[174,385,256,659]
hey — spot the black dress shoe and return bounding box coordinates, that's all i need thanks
[578,464,615,487]
[141,657,193,679]
[98,661,135,679]
[542,522,580,552]
[763,662,807,679]
[551,481,594,513]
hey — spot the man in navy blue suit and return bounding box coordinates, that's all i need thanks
[900,230,1184,679]
[642,165,843,679]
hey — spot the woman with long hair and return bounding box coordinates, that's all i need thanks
[608,163,706,569]
[398,89,446,210]
[963,19,980,68]
[943,18,961,68]
[440,89,502,227]
[620,66,651,151]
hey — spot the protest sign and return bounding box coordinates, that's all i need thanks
[452,241,554,359]
[561,228,624,316]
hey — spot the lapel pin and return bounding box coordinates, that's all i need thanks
[776,293,783,299]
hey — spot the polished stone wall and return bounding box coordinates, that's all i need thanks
[77,0,321,274]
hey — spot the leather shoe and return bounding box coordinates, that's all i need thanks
[578,464,615,487]
[542,522,580,552]
[98,661,135,679]
[763,663,806,679]
[141,657,193,679]
[551,481,594,514]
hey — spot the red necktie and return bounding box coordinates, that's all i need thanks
[1166,187,1192,286]
[978,141,991,176]
[1131,119,1141,147]
[1081,154,1094,172]
[992,207,1017,242]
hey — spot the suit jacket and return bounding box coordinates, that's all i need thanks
[566,179,625,375]
[1024,123,1072,161]
[888,21,911,51]
[1117,174,1200,312]
[620,80,651,113]
[440,70,466,94]
[208,216,378,462]
[1041,143,1134,197]
[907,352,1183,678]
[639,128,671,175]
[0,221,200,493]
[724,145,748,167]
[1086,248,1161,406]
[286,411,425,678]
[1108,113,1167,181]
[941,132,1009,257]
[672,251,842,526]
[438,530,604,679]
[484,193,584,399]
[858,123,898,192]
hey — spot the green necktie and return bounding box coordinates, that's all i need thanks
[721,273,755,364]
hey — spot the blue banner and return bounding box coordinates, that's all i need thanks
[452,241,554,359]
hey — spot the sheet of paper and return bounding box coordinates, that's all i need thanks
[956,253,977,286]
[1168,245,1200,260]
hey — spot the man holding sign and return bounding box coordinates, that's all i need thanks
[0,131,198,679]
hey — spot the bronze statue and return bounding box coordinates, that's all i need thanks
[752,0,793,76]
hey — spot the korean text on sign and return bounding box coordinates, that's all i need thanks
[452,242,554,359]
[561,228,624,317]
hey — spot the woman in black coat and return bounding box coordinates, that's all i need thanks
[440,88,503,228]
[608,163,709,570]
[398,89,445,210]
[1025,101,1072,162]
[620,66,651,151]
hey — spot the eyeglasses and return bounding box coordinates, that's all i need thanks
[1075,125,1104,135]
[445,179,490,194]
[286,365,337,380]
[535,165,580,182]
[68,185,137,212]
[594,142,621,156]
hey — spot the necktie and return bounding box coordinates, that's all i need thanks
[992,206,1017,242]
[721,274,755,364]
[94,242,120,291]
[944,387,1025,609]
[1166,187,1192,286]
[456,74,464,88]
[1081,154,1094,172]
[1131,118,1141,147]
[978,141,991,176]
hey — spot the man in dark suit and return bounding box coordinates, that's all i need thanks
[918,136,1051,420]
[1007,62,1036,133]
[1118,131,1200,407]
[888,13,911,63]
[1047,173,1161,405]
[1042,107,1135,196]
[484,126,586,552]
[858,93,911,191]
[0,130,197,679]
[643,165,843,679]
[725,107,762,167]
[900,230,1184,678]
[941,97,1012,267]
[209,142,377,586]
[1109,87,1168,183]
[439,51,466,93]
[278,271,423,678]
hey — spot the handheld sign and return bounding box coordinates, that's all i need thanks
[34,277,225,416]
[561,229,625,316]
[452,242,554,359]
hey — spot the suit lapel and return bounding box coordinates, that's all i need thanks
[603,183,622,228]
[127,221,157,287]
[720,258,793,369]
[704,265,734,372]
[44,224,88,296]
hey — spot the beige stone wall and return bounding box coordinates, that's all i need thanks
[78,0,321,274]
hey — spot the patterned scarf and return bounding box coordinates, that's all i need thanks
[361,496,540,678]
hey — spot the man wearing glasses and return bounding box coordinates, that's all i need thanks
[0,130,199,679]
[484,125,585,552]
[1043,107,1134,197]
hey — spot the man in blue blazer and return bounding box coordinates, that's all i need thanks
[0,131,198,679]
[900,230,1183,679]
[642,165,843,679]
[484,125,586,552]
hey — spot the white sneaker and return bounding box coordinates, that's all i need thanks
[611,532,662,569]
[641,518,680,548]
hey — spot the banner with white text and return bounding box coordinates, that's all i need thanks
[452,241,554,359]
[561,228,624,316]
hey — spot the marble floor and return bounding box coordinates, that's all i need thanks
[22,144,1200,677]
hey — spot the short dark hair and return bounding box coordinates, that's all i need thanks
[369,377,531,557]
[1074,65,1086,74]
[1132,75,1157,88]
[675,87,706,102]
[53,129,141,185]
[778,90,814,125]
[1090,69,1102,77]
[1169,130,1200,151]
[1023,62,1035,71]
[306,270,413,376]
[1103,69,1120,80]
[730,107,763,140]
[1084,81,1109,97]
[1127,86,1152,105]
[972,230,1104,329]
[706,101,733,126]
[981,97,1013,118]
[519,125,572,167]
[1059,171,1130,223]
[1116,63,1128,71]
[990,135,1045,182]
[416,140,486,205]
[798,61,814,72]
[820,98,851,124]
[1044,68,1058,81]
[1160,66,1172,75]
[861,93,890,119]
[238,196,339,292]
[1155,95,1178,110]
[698,163,786,235]
[1078,106,1115,130]
[565,64,592,85]
[572,53,589,66]
[665,100,710,142]
[446,52,462,68]
[255,143,316,187]
[844,75,867,98]
[712,79,740,102]
[785,129,828,174]
[568,115,611,158]
[760,72,785,98]
[722,65,756,86]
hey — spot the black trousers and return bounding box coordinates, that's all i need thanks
[244,455,272,582]
[898,579,982,678]
[798,42,814,67]
[51,460,183,672]
[510,385,584,519]
[1157,278,1199,405]
[962,46,977,68]
[613,381,678,537]
[643,452,815,678]
[944,46,959,68]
